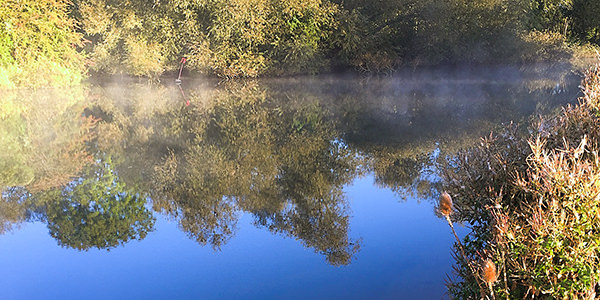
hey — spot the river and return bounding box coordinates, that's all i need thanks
[0,64,581,299]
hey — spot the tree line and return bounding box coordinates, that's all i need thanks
[1,0,599,86]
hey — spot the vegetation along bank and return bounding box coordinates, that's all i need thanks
[1,0,600,87]
[440,62,600,298]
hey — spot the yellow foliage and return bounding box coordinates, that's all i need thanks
[125,38,165,78]
[78,0,112,35]
[521,30,573,62]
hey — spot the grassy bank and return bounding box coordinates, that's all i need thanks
[441,62,600,298]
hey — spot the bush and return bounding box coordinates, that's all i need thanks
[520,30,573,63]
[572,0,600,45]
[76,0,173,78]
[1,0,597,83]
[0,0,84,88]
[442,63,600,298]
[76,0,341,78]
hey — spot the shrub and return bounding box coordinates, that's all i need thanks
[572,0,600,45]
[0,0,84,88]
[76,0,342,78]
[520,30,573,63]
[442,63,600,298]
[76,0,174,78]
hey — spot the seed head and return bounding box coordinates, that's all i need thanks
[482,259,497,284]
[439,192,453,216]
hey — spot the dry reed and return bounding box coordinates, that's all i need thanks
[439,192,485,295]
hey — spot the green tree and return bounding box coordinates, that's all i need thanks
[572,0,600,44]
[42,157,155,251]
[76,0,176,77]
[526,0,572,33]
[75,0,343,78]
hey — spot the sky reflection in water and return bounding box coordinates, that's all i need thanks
[1,175,463,299]
[0,65,581,299]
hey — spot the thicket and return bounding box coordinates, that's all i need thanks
[0,0,85,88]
[441,63,600,298]
[1,0,600,85]
[74,0,341,78]
[72,0,600,77]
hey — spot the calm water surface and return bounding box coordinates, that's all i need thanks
[0,65,581,299]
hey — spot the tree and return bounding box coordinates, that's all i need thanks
[0,0,84,87]
[572,0,600,44]
[42,157,155,251]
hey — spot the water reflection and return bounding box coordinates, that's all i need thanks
[146,82,364,265]
[0,88,97,234]
[0,66,580,265]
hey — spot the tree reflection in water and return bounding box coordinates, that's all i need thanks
[0,68,580,264]
[0,88,98,235]
[150,83,363,265]
[42,157,155,251]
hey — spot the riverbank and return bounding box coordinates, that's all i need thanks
[442,61,600,298]
[2,0,600,89]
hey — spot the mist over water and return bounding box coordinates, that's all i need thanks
[0,65,581,299]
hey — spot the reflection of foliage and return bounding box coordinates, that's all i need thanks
[0,89,97,191]
[1,67,578,263]
[0,94,33,187]
[370,149,438,199]
[80,69,579,264]
[42,157,155,251]
[263,189,361,266]
[150,83,363,264]
[0,187,29,234]
[0,88,98,237]
[272,136,363,265]
[330,70,580,199]
[153,150,238,249]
